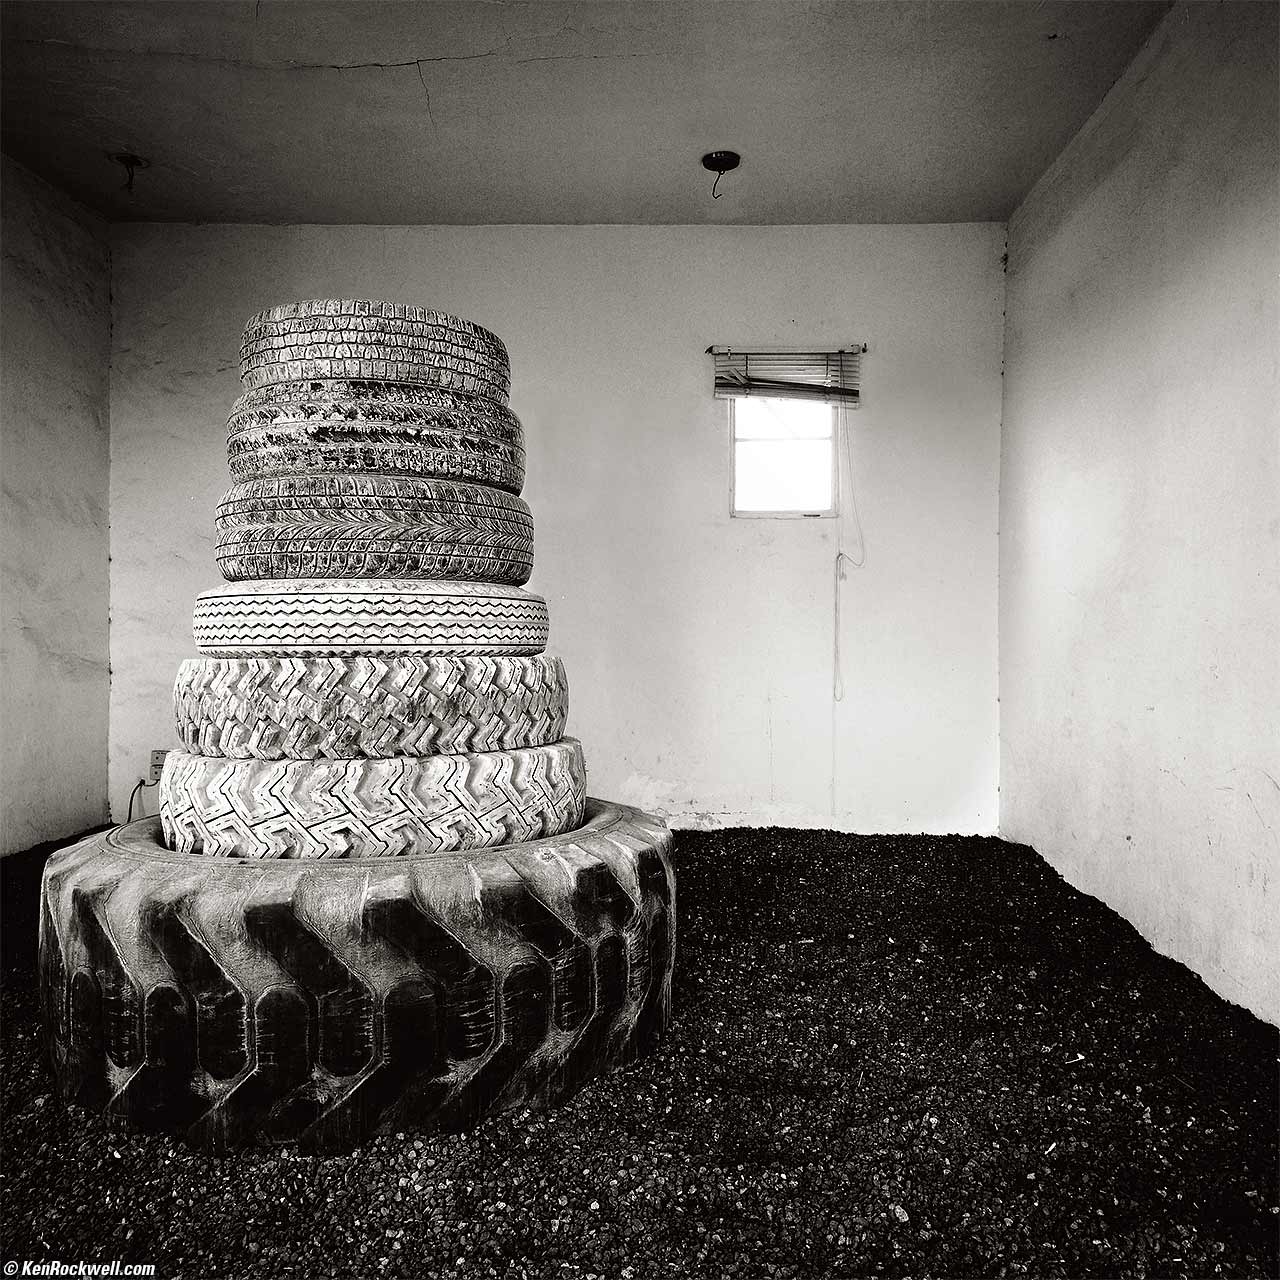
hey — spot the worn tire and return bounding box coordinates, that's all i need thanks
[239,336,508,382]
[213,476,534,584]
[240,345,509,396]
[192,580,549,657]
[239,303,509,401]
[240,323,507,372]
[216,476,530,529]
[174,655,569,759]
[226,382,525,493]
[242,300,507,359]
[39,799,674,1152]
[240,357,509,403]
[214,524,533,584]
[159,740,586,858]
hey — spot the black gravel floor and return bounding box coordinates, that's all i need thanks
[2,829,1276,1280]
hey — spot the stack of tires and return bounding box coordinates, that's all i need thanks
[39,300,676,1153]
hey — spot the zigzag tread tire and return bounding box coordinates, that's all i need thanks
[159,740,586,858]
[39,800,674,1153]
[174,655,569,758]
[192,580,549,657]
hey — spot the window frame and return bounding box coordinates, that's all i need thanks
[727,395,840,520]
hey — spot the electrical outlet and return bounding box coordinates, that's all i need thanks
[148,749,169,785]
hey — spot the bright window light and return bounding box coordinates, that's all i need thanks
[731,397,836,516]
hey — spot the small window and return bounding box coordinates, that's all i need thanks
[730,396,836,517]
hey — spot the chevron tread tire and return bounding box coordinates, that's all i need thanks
[192,579,549,657]
[173,655,569,759]
[159,740,587,858]
[39,799,674,1152]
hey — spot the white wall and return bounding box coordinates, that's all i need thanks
[109,223,1004,832]
[0,157,112,854]
[1001,2,1279,1021]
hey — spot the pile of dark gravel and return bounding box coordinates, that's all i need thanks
[2,828,1276,1279]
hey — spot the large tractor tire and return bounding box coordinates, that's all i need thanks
[213,476,534,585]
[159,739,586,858]
[174,654,569,759]
[226,382,525,493]
[39,800,675,1153]
[192,579,549,657]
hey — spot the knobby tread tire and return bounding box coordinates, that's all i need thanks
[192,580,549,657]
[226,382,525,493]
[39,800,674,1152]
[159,740,586,859]
[173,655,569,759]
[213,476,534,584]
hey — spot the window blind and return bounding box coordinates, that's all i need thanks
[708,346,863,406]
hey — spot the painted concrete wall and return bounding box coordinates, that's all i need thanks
[109,223,1003,832]
[1000,2,1279,1021]
[1,157,112,855]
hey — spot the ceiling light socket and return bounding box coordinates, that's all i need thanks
[109,152,150,171]
[701,150,741,175]
[109,151,151,194]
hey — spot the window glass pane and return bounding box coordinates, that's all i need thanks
[733,396,833,441]
[734,438,833,512]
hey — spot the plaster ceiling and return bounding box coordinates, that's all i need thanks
[1,0,1170,224]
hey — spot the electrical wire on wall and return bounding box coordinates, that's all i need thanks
[126,777,157,823]
[829,400,867,819]
[832,401,866,703]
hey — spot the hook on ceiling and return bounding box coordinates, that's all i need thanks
[110,152,150,195]
[702,150,740,200]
